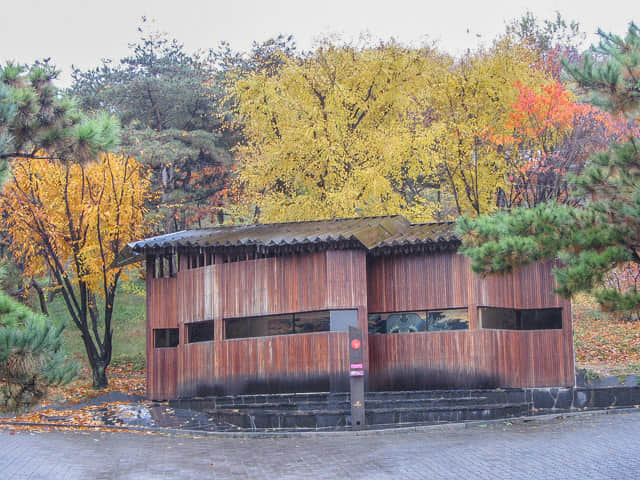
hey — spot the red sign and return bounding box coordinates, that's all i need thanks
[350,339,361,350]
[350,363,363,369]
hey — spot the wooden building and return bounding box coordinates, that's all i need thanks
[123,216,574,400]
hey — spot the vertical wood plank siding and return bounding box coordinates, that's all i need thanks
[145,265,179,399]
[146,251,365,399]
[146,249,573,400]
[366,253,573,390]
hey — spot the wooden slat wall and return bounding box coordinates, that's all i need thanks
[368,330,571,390]
[367,252,469,313]
[145,261,179,400]
[146,250,366,399]
[222,252,329,317]
[366,252,574,390]
[147,249,574,399]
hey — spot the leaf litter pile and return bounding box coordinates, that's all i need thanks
[573,295,640,376]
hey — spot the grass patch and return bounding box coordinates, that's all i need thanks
[45,278,146,370]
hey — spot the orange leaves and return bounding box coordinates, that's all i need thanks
[47,364,146,405]
[0,153,151,295]
[507,81,588,137]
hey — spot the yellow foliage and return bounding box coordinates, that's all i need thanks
[1,153,150,295]
[233,37,552,222]
[415,37,550,217]
[234,41,446,223]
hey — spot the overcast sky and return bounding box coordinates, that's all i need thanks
[2,0,638,86]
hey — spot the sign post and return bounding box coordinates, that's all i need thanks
[348,326,365,429]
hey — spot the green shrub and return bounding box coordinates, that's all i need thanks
[0,292,78,412]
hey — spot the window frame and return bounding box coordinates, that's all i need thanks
[479,306,563,331]
[153,328,179,348]
[224,309,344,340]
[186,320,215,344]
[367,307,470,335]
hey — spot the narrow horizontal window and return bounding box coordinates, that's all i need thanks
[187,320,215,343]
[369,311,426,334]
[480,307,562,330]
[154,328,179,348]
[368,309,469,334]
[225,310,332,339]
[427,309,469,331]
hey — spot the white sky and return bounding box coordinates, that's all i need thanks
[1,0,638,86]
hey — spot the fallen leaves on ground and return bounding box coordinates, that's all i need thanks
[573,294,640,375]
[0,401,154,434]
[47,362,146,405]
[0,363,149,434]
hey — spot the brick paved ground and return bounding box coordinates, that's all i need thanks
[1,410,639,479]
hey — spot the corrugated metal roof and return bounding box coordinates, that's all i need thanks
[130,215,414,251]
[118,215,460,265]
[370,221,457,247]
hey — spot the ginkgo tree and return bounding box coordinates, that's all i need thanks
[415,37,551,218]
[233,36,561,222]
[233,40,446,222]
[1,153,150,388]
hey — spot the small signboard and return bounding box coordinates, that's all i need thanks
[348,326,365,429]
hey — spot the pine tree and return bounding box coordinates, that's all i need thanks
[457,22,640,313]
[0,291,78,411]
[0,61,118,165]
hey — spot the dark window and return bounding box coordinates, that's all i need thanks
[187,320,215,343]
[154,328,179,348]
[225,311,331,339]
[368,309,469,334]
[480,307,562,330]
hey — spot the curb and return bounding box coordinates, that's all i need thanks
[1,406,639,438]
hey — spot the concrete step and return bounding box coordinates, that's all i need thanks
[202,402,530,429]
[178,396,513,412]
[169,388,534,430]
[173,388,529,411]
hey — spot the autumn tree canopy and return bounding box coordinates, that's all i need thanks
[414,37,550,218]
[233,41,446,222]
[497,80,627,208]
[233,36,563,222]
[458,22,640,314]
[1,153,150,388]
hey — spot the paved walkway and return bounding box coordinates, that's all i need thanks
[1,410,639,479]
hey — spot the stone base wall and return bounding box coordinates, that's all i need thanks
[529,386,640,411]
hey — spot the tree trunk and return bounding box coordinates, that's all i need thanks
[79,329,110,390]
[90,361,108,390]
[30,280,48,316]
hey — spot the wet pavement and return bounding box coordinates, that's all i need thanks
[1,409,639,479]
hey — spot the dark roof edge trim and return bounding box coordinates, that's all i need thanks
[368,240,461,256]
[140,239,366,257]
